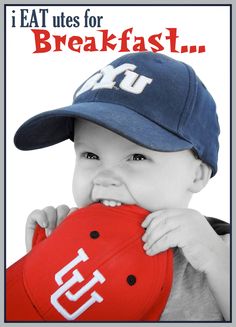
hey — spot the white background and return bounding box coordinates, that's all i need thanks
[6,5,230,266]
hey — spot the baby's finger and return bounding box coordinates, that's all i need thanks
[25,227,35,252]
[141,211,162,228]
[25,209,48,252]
[142,215,171,243]
[145,228,181,256]
[142,208,185,229]
[27,209,48,228]
[142,209,175,228]
[43,206,57,237]
[143,219,179,249]
[56,205,70,226]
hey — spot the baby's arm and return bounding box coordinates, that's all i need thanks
[142,209,230,320]
[25,205,77,252]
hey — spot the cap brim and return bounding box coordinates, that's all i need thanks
[6,255,43,321]
[14,102,193,151]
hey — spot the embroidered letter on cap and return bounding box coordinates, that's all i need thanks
[74,63,153,98]
[51,247,106,320]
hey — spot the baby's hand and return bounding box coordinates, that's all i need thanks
[25,205,77,252]
[142,208,229,274]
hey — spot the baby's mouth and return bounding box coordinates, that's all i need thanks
[91,185,136,207]
[97,199,123,207]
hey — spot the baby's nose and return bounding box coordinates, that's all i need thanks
[93,171,122,187]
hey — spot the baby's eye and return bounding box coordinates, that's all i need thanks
[82,152,99,160]
[129,154,147,161]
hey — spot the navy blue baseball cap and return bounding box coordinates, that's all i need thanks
[14,52,220,176]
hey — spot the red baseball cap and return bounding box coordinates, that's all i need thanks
[6,204,173,321]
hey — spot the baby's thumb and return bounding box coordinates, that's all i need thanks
[56,205,77,226]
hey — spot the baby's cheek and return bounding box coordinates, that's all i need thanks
[72,182,80,207]
[73,178,95,209]
[73,179,85,201]
[137,194,160,212]
[127,182,159,212]
[73,190,91,208]
[72,177,85,207]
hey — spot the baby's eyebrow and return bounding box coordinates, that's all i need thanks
[74,140,92,146]
[75,141,85,146]
[123,145,152,153]
[74,141,98,153]
[74,141,90,149]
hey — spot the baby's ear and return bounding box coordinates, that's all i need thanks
[189,161,212,193]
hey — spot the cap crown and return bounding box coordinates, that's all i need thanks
[73,52,219,175]
[14,52,220,176]
[24,204,173,321]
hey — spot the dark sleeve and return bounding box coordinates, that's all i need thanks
[206,217,230,235]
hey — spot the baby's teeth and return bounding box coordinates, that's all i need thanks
[110,200,120,207]
[101,200,122,207]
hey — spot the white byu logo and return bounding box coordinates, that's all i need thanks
[73,63,153,99]
[51,248,106,320]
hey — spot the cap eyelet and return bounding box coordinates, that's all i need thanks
[90,231,100,239]
[127,275,136,286]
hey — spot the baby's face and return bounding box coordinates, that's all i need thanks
[72,119,198,212]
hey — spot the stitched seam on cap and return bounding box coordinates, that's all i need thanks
[177,64,197,142]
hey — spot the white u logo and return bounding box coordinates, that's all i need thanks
[73,63,153,98]
[50,248,106,320]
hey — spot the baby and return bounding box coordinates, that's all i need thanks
[14,52,230,321]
